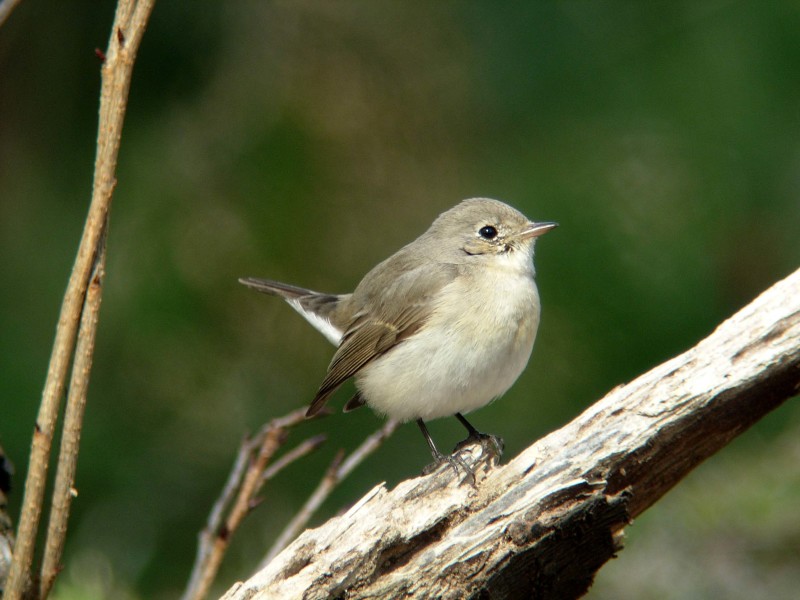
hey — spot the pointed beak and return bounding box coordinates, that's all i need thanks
[516,221,558,240]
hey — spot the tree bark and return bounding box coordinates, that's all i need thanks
[221,267,800,600]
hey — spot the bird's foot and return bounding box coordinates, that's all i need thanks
[421,449,478,486]
[421,433,503,485]
[452,431,504,472]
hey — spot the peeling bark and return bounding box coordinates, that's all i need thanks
[221,267,800,600]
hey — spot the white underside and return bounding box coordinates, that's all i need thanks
[357,260,541,422]
[287,298,343,345]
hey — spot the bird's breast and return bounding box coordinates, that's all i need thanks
[356,268,541,422]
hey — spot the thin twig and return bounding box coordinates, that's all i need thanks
[261,419,399,568]
[3,2,155,599]
[181,408,313,600]
[183,435,252,600]
[336,420,399,482]
[222,268,800,600]
[0,0,24,29]
[39,225,109,598]
[261,434,327,482]
[208,437,253,542]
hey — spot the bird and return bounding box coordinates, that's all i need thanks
[241,197,556,478]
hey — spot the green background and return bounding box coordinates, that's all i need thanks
[1,2,799,598]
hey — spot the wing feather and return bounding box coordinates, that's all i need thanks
[305,262,457,416]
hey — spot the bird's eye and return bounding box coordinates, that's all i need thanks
[478,225,498,240]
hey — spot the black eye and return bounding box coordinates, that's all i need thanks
[478,225,498,240]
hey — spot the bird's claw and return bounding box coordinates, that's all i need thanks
[422,433,504,486]
[453,432,504,471]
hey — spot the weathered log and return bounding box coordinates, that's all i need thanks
[222,267,800,600]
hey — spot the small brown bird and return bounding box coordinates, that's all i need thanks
[242,198,556,474]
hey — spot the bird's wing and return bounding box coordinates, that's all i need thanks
[305,262,457,416]
[343,391,366,412]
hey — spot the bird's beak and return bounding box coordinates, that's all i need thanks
[516,221,558,240]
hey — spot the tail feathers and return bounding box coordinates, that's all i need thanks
[240,276,346,345]
[239,277,317,299]
[306,386,337,417]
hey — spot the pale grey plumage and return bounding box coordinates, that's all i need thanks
[241,197,557,474]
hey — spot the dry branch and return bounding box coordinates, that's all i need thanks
[261,419,399,568]
[184,414,398,600]
[221,266,800,600]
[3,2,155,599]
[183,409,318,600]
[39,230,108,598]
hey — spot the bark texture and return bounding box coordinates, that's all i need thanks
[222,267,800,600]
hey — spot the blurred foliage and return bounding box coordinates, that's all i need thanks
[1,1,798,598]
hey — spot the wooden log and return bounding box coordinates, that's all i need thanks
[221,267,800,600]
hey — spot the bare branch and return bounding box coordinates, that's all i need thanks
[221,267,800,600]
[39,226,108,598]
[204,437,254,550]
[261,435,328,483]
[182,408,314,600]
[3,2,155,599]
[261,419,399,568]
[183,436,253,600]
[335,420,399,482]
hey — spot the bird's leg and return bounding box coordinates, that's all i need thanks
[417,419,476,484]
[453,413,504,467]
